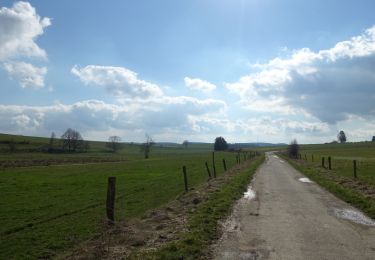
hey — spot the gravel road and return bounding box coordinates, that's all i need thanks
[214,152,375,259]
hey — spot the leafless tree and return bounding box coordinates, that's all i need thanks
[106,136,122,152]
[61,128,84,152]
[49,132,56,147]
[288,139,299,158]
[8,139,16,153]
[141,134,154,159]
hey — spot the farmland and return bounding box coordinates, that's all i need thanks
[299,142,375,185]
[0,134,260,259]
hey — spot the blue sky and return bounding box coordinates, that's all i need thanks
[1,0,375,143]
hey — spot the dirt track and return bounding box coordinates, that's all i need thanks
[214,152,375,259]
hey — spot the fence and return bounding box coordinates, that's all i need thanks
[1,150,262,258]
[296,152,375,184]
[105,150,259,223]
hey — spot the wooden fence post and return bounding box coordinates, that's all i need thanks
[205,161,211,179]
[353,160,357,179]
[312,154,314,162]
[328,156,331,170]
[222,158,227,171]
[238,153,241,164]
[322,157,325,168]
[212,152,216,178]
[305,154,307,160]
[183,166,188,192]
[106,177,116,224]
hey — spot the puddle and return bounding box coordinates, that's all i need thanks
[244,186,256,200]
[298,177,313,183]
[272,155,279,159]
[332,208,375,226]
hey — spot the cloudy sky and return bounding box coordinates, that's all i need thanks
[1,0,375,143]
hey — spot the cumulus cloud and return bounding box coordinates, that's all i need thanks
[3,61,47,88]
[0,96,226,140]
[67,64,229,140]
[225,25,375,123]
[0,1,50,88]
[184,77,216,93]
[71,65,164,98]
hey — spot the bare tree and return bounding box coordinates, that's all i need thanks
[288,139,299,158]
[141,134,154,159]
[61,128,84,152]
[182,140,189,149]
[106,136,122,152]
[337,130,347,143]
[49,131,56,146]
[8,139,16,153]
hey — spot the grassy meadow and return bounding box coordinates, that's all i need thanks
[0,133,250,259]
[299,142,375,185]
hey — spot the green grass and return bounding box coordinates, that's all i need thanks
[298,142,375,185]
[0,133,218,169]
[0,149,242,259]
[0,133,214,154]
[136,155,265,259]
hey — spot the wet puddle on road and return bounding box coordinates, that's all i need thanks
[298,177,313,183]
[332,208,375,226]
[244,186,256,200]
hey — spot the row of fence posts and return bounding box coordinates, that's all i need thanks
[105,150,258,224]
[298,153,358,179]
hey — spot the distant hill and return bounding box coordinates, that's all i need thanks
[0,133,287,152]
[156,141,287,149]
[228,142,287,149]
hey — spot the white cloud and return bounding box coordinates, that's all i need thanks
[184,77,216,93]
[0,97,372,143]
[226,25,375,123]
[0,97,226,141]
[0,1,50,88]
[69,64,228,140]
[3,61,47,88]
[71,65,164,98]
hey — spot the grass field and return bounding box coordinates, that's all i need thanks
[137,155,265,259]
[0,134,252,259]
[299,142,375,185]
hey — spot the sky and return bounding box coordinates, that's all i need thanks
[1,0,375,144]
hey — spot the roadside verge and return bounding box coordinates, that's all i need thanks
[65,155,265,259]
[279,153,375,220]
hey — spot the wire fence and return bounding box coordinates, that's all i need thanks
[0,150,260,258]
[296,152,375,185]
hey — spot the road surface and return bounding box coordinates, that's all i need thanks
[214,152,375,259]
